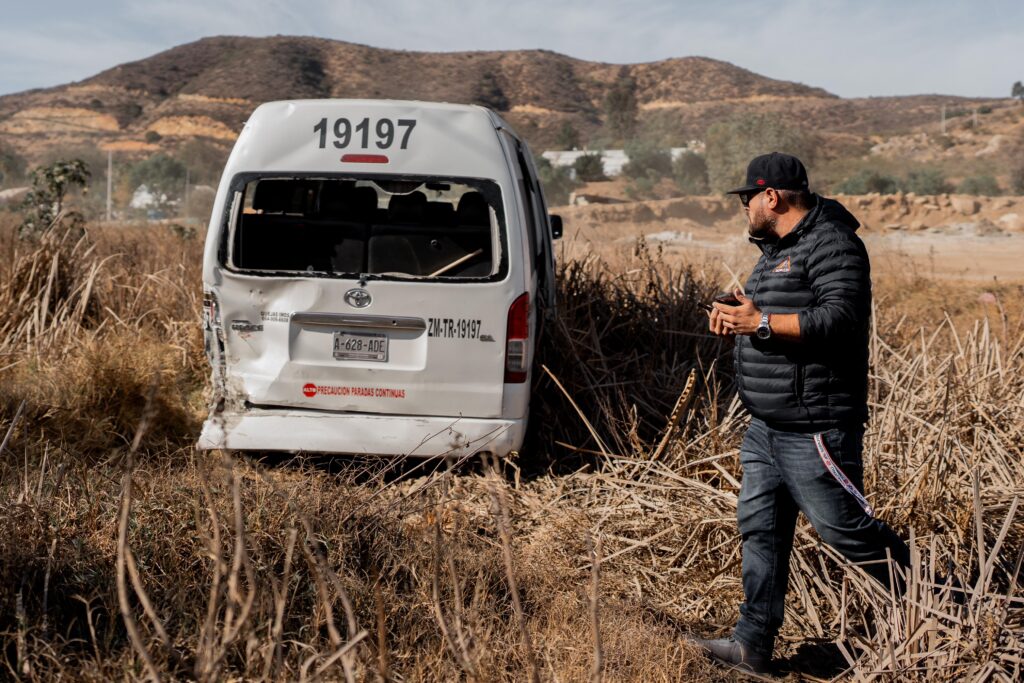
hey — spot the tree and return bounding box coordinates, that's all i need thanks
[128,154,187,211]
[176,138,230,185]
[473,71,509,111]
[1012,80,1024,101]
[673,151,709,195]
[18,159,90,237]
[555,121,580,150]
[573,153,606,182]
[0,140,26,187]
[603,70,638,142]
[534,156,580,207]
[704,114,816,193]
[622,139,672,180]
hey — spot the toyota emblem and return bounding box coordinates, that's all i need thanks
[344,288,372,308]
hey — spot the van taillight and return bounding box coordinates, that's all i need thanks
[504,293,530,383]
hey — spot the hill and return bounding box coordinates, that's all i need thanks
[0,35,1005,167]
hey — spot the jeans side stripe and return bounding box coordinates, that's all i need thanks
[812,433,874,517]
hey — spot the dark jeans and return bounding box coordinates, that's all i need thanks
[732,418,910,657]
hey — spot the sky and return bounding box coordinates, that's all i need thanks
[1,0,1022,99]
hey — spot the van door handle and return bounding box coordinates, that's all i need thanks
[291,312,426,331]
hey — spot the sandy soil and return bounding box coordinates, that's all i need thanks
[556,195,1024,284]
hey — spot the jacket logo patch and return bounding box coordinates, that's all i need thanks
[772,256,792,273]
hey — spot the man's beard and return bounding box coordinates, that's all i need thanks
[747,209,777,239]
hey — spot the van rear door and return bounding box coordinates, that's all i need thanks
[212,174,518,419]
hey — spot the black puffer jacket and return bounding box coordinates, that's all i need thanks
[734,195,870,430]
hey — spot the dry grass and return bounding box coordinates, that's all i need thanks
[0,214,1021,681]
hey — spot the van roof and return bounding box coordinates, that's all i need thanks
[223,99,518,180]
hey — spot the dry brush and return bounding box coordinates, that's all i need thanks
[0,216,1021,681]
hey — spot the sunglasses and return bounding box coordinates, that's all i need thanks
[739,189,766,207]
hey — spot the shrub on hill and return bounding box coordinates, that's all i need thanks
[0,141,26,188]
[622,140,672,180]
[837,170,900,195]
[957,175,1002,196]
[904,168,953,195]
[128,154,187,210]
[673,151,709,195]
[705,114,816,194]
[535,156,580,207]
[1009,163,1024,194]
[573,153,606,182]
[555,121,581,150]
[603,70,638,143]
[176,138,230,186]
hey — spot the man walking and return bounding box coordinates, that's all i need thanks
[694,152,910,674]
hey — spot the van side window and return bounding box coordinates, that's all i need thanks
[227,176,506,280]
[514,150,541,258]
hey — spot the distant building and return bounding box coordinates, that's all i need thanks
[542,143,704,179]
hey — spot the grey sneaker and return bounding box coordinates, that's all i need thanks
[689,635,771,675]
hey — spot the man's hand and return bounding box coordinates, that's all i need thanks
[708,305,733,337]
[714,288,762,336]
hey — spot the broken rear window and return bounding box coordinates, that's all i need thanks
[224,176,505,280]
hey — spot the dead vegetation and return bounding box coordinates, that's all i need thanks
[0,215,1021,681]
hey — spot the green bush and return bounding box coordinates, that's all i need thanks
[128,154,187,209]
[957,175,1002,196]
[573,153,606,182]
[904,168,953,195]
[705,114,816,193]
[144,130,162,143]
[535,156,580,207]
[555,121,580,150]
[176,139,229,185]
[18,159,90,237]
[603,70,638,143]
[622,140,672,180]
[0,140,27,187]
[836,170,899,195]
[1010,164,1024,194]
[624,175,658,201]
[672,151,709,195]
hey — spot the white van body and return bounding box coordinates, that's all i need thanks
[199,100,558,457]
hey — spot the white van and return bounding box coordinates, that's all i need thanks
[198,99,561,458]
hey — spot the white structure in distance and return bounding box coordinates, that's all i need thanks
[541,143,704,179]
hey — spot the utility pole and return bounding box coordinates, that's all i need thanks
[941,104,946,134]
[184,168,190,220]
[973,107,978,128]
[105,150,112,222]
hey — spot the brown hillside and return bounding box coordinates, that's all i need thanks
[0,35,1007,166]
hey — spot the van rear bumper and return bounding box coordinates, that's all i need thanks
[197,409,526,457]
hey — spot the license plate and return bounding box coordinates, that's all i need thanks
[333,331,389,362]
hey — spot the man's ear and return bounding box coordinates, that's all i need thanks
[765,188,779,209]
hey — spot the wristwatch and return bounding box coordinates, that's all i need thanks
[756,312,772,340]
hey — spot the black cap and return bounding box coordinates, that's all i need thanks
[726,152,809,194]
